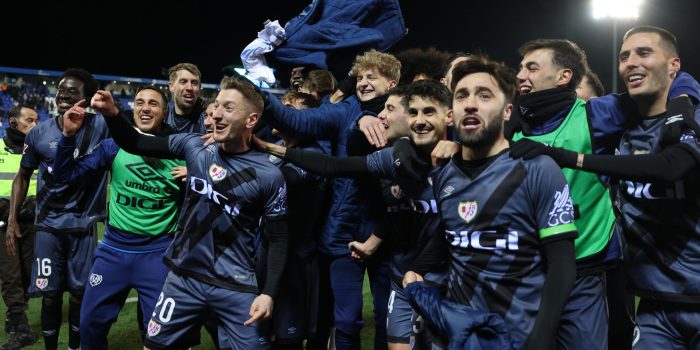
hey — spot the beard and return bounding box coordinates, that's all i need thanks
[457,115,503,150]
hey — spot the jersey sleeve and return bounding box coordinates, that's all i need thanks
[529,157,578,242]
[20,126,40,170]
[53,137,117,184]
[167,133,206,160]
[365,147,397,179]
[678,107,700,156]
[262,168,288,220]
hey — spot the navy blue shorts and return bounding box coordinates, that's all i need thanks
[556,273,608,350]
[144,272,270,350]
[273,252,319,343]
[29,226,97,295]
[633,298,700,350]
[386,281,442,349]
[80,242,170,349]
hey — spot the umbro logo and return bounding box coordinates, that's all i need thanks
[126,162,164,181]
[442,186,454,196]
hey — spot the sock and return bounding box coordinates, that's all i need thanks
[68,294,82,350]
[41,296,62,350]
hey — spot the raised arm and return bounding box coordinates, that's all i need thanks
[91,90,174,159]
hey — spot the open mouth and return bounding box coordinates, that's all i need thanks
[519,85,532,94]
[460,116,482,130]
[139,115,154,122]
[626,73,646,88]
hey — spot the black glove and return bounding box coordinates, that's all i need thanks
[659,96,700,148]
[19,196,36,222]
[509,138,578,168]
[393,137,431,182]
[503,107,524,140]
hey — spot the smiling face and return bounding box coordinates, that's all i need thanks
[407,95,451,148]
[619,32,679,104]
[203,103,215,133]
[355,68,396,102]
[133,89,166,133]
[452,72,511,149]
[377,94,409,142]
[168,69,201,114]
[211,89,258,143]
[516,48,562,95]
[55,77,85,115]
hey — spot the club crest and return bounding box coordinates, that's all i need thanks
[89,273,103,287]
[209,163,227,182]
[35,278,48,290]
[147,319,161,337]
[458,201,478,223]
[390,184,403,199]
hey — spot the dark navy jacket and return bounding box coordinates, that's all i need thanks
[263,91,385,256]
[268,0,407,72]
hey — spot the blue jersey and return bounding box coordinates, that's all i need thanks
[165,101,206,134]
[163,133,287,293]
[617,110,700,302]
[21,114,110,232]
[366,147,446,286]
[267,140,330,258]
[433,152,576,342]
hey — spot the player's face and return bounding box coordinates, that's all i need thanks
[203,103,215,133]
[408,96,451,148]
[55,77,85,115]
[453,72,511,149]
[133,89,166,133]
[212,89,256,143]
[619,32,680,101]
[441,56,470,91]
[168,69,201,113]
[13,107,38,135]
[516,48,561,95]
[356,68,396,102]
[377,95,409,142]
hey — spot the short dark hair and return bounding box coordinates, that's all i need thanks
[281,91,321,109]
[387,84,410,111]
[450,54,517,102]
[395,47,451,85]
[60,68,98,100]
[135,86,170,114]
[219,77,264,114]
[301,70,338,98]
[405,79,452,109]
[623,25,679,57]
[443,51,472,77]
[7,105,35,124]
[518,39,588,89]
[583,71,605,97]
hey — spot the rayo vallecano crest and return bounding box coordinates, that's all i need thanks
[390,184,403,199]
[209,164,227,182]
[458,201,478,223]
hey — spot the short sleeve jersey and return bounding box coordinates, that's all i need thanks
[366,147,446,286]
[163,133,287,293]
[432,151,576,342]
[616,110,700,302]
[20,114,110,232]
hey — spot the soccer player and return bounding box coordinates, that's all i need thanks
[260,50,401,349]
[510,25,700,349]
[53,87,185,349]
[8,68,109,350]
[403,55,577,349]
[263,91,330,349]
[254,81,451,350]
[166,63,207,133]
[88,76,288,350]
[0,105,39,349]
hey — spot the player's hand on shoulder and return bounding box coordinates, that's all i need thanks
[402,271,424,288]
[244,294,273,326]
[431,140,459,166]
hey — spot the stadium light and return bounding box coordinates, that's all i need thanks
[592,0,642,93]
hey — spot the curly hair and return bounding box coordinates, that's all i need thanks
[350,50,401,82]
[450,54,518,102]
[396,47,450,85]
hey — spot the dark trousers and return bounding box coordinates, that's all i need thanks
[0,224,35,317]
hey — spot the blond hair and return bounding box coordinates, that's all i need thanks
[350,50,401,82]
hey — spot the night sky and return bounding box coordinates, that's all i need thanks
[5,0,700,93]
